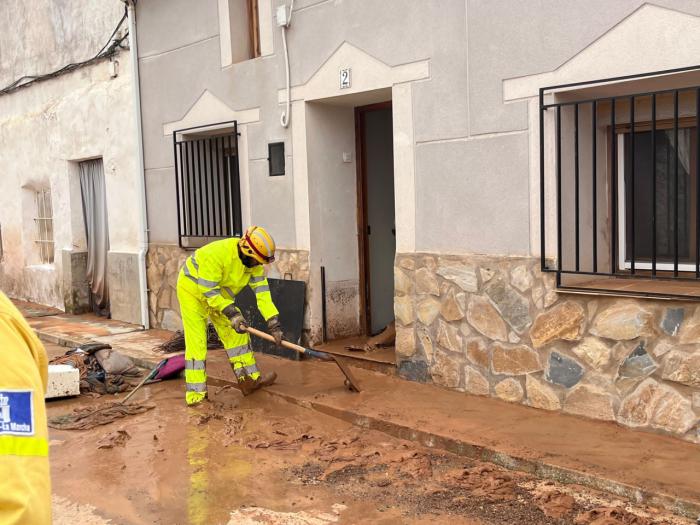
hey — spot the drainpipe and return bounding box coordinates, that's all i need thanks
[123,0,150,329]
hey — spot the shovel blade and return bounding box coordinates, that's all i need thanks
[330,356,361,392]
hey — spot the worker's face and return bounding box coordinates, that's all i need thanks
[241,255,261,268]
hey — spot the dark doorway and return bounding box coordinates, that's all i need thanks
[356,102,395,335]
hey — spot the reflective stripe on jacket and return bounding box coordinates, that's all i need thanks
[180,238,279,321]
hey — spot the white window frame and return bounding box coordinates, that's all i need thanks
[34,188,54,265]
[616,132,696,272]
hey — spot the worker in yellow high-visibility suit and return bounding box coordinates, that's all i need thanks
[177,226,283,406]
[0,291,51,524]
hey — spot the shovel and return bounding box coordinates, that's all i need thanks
[244,326,361,392]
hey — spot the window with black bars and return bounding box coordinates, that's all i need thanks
[540,66,700,299]
[173,122,242,248]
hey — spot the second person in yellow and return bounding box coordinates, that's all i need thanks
[177,226,283,406]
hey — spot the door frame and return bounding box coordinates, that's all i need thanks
[354,100,393,336]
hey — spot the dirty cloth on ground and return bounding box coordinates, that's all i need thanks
[48,402,154,430]
[50,346,138,395]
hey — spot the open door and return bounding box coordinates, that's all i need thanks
[356,102,395,335]
[79,158,110,317]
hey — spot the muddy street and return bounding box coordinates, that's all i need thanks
[47,380,692,525]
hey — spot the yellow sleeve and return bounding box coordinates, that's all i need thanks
[0,300,51,525]
[248,266,279,321]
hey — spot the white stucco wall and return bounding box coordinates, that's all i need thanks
[0,51,140,308]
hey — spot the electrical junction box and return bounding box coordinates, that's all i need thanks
[276,5,289,26]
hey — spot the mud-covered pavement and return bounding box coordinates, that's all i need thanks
[46,379,694,525]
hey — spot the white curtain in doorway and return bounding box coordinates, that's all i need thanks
[79,159,110,314]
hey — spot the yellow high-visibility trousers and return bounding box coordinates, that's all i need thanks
[177,272,261,405]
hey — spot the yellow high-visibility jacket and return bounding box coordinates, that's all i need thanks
[181,238,279,321]
[0,291,51,525]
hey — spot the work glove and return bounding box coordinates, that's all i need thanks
[267,316,283,347]
[223,305,248,334]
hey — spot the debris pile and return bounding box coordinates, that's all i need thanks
[156,324,222,353]
[49,344,141,394]
[48,402,155,430]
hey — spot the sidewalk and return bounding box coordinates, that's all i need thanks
[22,302,700,519]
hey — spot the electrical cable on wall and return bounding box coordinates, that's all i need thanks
[0,9,129,96]
[280,0,295,128]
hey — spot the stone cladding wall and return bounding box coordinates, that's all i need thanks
[146,245,310,332]
[394,253,700,443]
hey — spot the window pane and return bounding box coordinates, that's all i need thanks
[625,128,695,264]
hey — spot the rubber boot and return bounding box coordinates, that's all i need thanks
[238,371,277,396]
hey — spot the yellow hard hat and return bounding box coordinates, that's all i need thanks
[239,226,276,264]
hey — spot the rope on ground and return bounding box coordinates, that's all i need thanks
[155,324,223,353]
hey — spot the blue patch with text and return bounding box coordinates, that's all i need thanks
[0,390,34,436]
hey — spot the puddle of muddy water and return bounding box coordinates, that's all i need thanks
[47,382,693,525]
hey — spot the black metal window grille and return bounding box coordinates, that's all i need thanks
[540,65,700,298]
[173,121,242,248]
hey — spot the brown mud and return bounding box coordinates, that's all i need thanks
[48,381,693,525]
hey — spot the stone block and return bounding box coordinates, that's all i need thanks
[543,290,558,308]
[161,309,182,332]
[531,286,544,309]
[491,344,542,376]
[529,301,585,348]
[415,267,440,295]
[464,366,490,396]
[618,342,657,379]
[546,352,584,388]
[395,326,416,358]
[661,350,700,387]
[480,267,495,283]
[45,364,80,399]
[484,276,532,333]
[440,289,466,321]
[590,303,654,341]
[62,250,90,314]
[394,296,414,326]
[394,268,414,296]
[572,337,612,371]
[508,331,520,343]
[437,319,463,353]
[660,307,684,336]
[526,375,561,411]
[465,338,490,369]
[679,307,700,344]
[430,351,462,389]
[617,378,696,435]
[398,360,429,382]
[416,297,441,326]
[494,378,524,403]
[436,258,478,292]
[564,384,615,421]
[467,295,508,341]
[422,256,437,272]
[417,326,434,362]
[510,264,533,292]
[397,256,415,271]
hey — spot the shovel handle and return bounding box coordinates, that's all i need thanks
[245,326,307,354]
[244,326,334,361]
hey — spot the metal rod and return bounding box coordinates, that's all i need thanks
[574,103,580,272]
[611,98,617,275]
[200,139,211,236]
[652,94,657,276]
[186,141,196,237]
[541,64,700,93]
[555,285,700,302]
[548,268,700,282]
[173,133,182,246]
[214,136,224,237]
[630,96,635,274]
[539,89,546,271]
[233,124,242,235]
[208,137,218,236]
[225,133,233,235]
[223,135,232,236]
[592,100,598,273]
[556,105,562,272]
[674,90,679,277]
[542,84,700,109]
[320,266,327,343]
